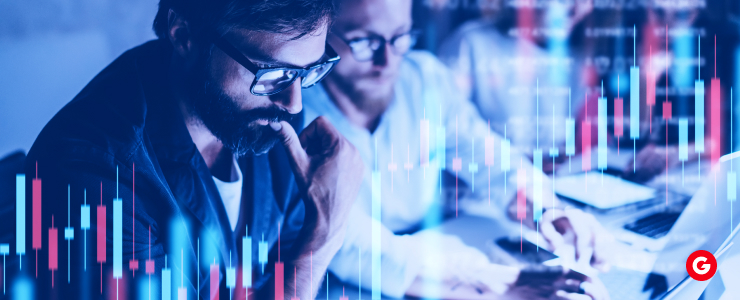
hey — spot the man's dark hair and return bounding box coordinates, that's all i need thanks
[153,0,334,40]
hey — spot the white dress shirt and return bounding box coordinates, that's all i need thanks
[303,51,534,297]
[438,20,580,152]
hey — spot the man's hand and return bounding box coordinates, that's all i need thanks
[507,170,614,272]
[273,117,362,300]
[276,117,363,254]
[539,208,614,272]
[510,269,610,300]
[622,143,678,183]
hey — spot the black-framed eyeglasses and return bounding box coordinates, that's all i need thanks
[337,30,419,62]
[212,36,341,96]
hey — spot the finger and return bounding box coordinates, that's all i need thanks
[463,247,491,266]
[540,210,567,251]
[564,210,595,263]
[555,290,592,300]
[540,221,565,252]
[480,264,519,285]
[622,159,635,176]
[591,222,614,272]
[296,120,313,149]
[471,266,518,295]
[580,281,610,300]
[474,279,508,295]
[541,208,568,225]
[301,116,342,156]
[496,265,520,285]
[554,278,584,294]
[276,121,309,178]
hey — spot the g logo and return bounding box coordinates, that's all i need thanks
[686,250,717,281]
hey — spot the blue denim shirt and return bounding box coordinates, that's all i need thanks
[23,39,305,299]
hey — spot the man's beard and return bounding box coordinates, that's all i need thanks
[185,54,293,157]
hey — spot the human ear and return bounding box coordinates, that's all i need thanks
[166,9,195,59]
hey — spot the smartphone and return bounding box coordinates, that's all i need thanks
[495,237,558,264]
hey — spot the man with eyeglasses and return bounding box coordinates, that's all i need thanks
[24,0,362,299]
[302,0,612,299]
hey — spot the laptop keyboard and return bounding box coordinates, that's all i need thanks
[623,212,681,239]
[599,268,652,300]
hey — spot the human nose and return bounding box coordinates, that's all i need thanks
[372,41,392,67]
[270,79,302,114]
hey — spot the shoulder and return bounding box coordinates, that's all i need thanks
[440,20,498,51]
[449,19,496,41]
[27,40,167,168]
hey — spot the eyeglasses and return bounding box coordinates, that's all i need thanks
[212,36,341,96]
[337,30,419,62]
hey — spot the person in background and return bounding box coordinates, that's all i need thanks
[302,0,613,298]
[438,0,720,184]
[438,0,594,161]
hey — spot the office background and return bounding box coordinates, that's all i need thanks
[2,0,740,299]
[0,0,158,157]
[2,0,740,158]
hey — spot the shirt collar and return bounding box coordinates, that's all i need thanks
[135,41,201,165]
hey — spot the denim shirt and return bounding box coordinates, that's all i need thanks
[23,39,305,299]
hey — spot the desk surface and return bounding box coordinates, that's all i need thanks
[320,150,723,299]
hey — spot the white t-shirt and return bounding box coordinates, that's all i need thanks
[212,156,243,232]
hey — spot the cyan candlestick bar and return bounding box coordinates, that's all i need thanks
[728,172,736,202]
[16,174,25,269]
[65,185,74,283]
[598,94,607,170]
[81,189,90,270]
[371,171,381,300]
[696,81,705,154]
[1,243,8,293]
[566,119,575,156]
[501,139,511,172]
[243,226,252,289]
[630,66,640,139]
[679,119,689,162]
[162,256,171,300]
[113,198,122,279]
[631,25,640,141]
[227,251,236,296]
[678,117,689,162]
[113,166,122,279]
[679,118,689,185]
[533,149,543,221]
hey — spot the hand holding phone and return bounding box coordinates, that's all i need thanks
[514,266,610,300]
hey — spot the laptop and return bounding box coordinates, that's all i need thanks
[658,238,735,299]
[554,170,694,251]
[600,151,740,300]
